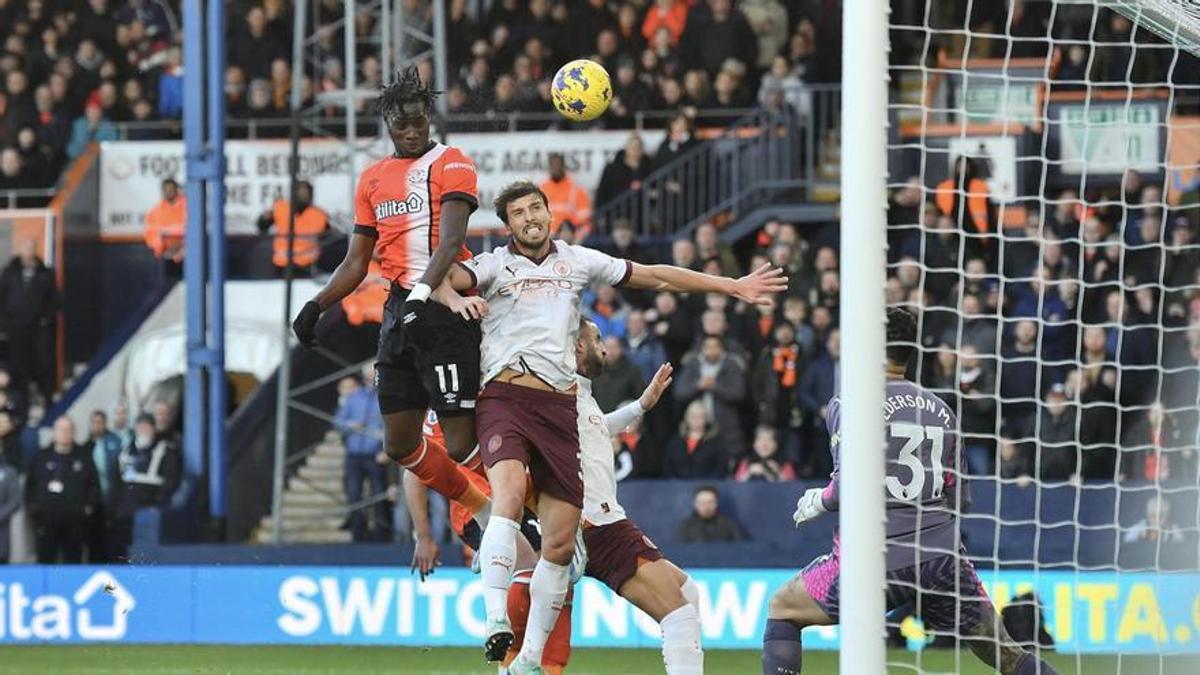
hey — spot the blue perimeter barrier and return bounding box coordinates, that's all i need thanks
[0,566,1197,654]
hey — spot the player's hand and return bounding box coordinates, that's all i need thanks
[792,488,827,527]
[639,363,673,411]
[447,294,489,322]
[401,297,430,347]
[411,533,440,581]
[731,263,788,306]
[292,300,322,348]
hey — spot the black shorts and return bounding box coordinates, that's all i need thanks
[376,284,482,415]
[459,508,543,553]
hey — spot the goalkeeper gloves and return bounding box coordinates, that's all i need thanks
[292,300,322,348]
[792,488,827,527]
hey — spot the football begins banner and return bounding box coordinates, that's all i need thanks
[97,130,663,237]
[1,566,1198,654]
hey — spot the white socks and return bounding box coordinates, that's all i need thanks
[680,576,700,609]
[479,516,519,622]
[660,603,704,675]
[514,557,570,666]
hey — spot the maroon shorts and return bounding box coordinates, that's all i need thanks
[477,380,584,508]
[583,518,664,592]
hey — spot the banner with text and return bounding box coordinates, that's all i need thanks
[98,130,664,237]
[0,566,1197,654]
[98,140,357,237]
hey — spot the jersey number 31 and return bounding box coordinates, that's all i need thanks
[886,422,946,501]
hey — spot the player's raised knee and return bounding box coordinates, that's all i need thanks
[538,527,576,566]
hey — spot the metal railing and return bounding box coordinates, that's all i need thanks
[0,188,58,209]
[104,105,794,141]
[594,86,842,236]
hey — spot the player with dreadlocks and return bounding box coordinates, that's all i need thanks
[292,66,492,528]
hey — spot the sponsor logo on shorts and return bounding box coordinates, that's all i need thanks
[444,392,458,403]
[487,435,503,454]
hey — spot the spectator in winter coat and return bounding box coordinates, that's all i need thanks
[591,336,646,413]
[958,344,999,475]
[88,410,123,561]
[677,484,743,542]
[1037,384,1079,481]
[675,335,747,459]
[0,239,57,403]
[333,371,387,542]
[0,450,20,563]
[733,426,796,482]
[663,400,728,479]
[66,102,118,158]
[26,416,99,563]
[624,311,668,383]
[0,412,21,472]
[797,328,840,478]
[111,414,182,558]
[595,134,651,212]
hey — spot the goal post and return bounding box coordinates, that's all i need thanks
[838,0,890,673]
[1100,0,1200,56]
[857,0,1200,672]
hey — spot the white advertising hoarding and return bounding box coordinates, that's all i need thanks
[98,129,664,236]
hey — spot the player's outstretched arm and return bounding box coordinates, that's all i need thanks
[601,363,673,439]
[292,232,374,347]
[625,261,787,305]
[403,471,441,581]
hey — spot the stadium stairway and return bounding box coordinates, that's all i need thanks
[251,431,353,544]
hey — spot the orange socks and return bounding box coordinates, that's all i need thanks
[399,436,489,513]
[503,571,573,671]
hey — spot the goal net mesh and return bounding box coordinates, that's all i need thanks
[884,0,1200,671]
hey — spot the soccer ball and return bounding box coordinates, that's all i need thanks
[551,59,612,122]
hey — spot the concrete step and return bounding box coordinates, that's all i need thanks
[281,529,354,544]
[306,454,344,470]
[251,528,354,544]
[298,464,343,482]
[282,489,344,507]
[292,473,343,492]
[260,514,346,532]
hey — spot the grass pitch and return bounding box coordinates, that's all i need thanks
[0,645,1195,674]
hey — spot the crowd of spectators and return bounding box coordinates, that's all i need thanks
[0,393,182,564]
[0,0,833,194]
[545,159,1200,491]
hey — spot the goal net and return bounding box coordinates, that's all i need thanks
[883,0,1200,671]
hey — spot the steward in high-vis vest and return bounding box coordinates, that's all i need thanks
[257,180,329,276]
[145,178,186,279]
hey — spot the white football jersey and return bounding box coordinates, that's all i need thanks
[460,241,631,391]
[577,377,644,526]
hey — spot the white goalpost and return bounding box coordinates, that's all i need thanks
[839,0,890,672]
[840,0,1200,673]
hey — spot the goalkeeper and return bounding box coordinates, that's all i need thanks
[763,307,1058,675]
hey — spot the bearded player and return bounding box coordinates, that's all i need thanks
[408,323,702,675]
[290,67,490,529]
[575,319,704,675]
[434,180,784,671]
[763,308,1059,675]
